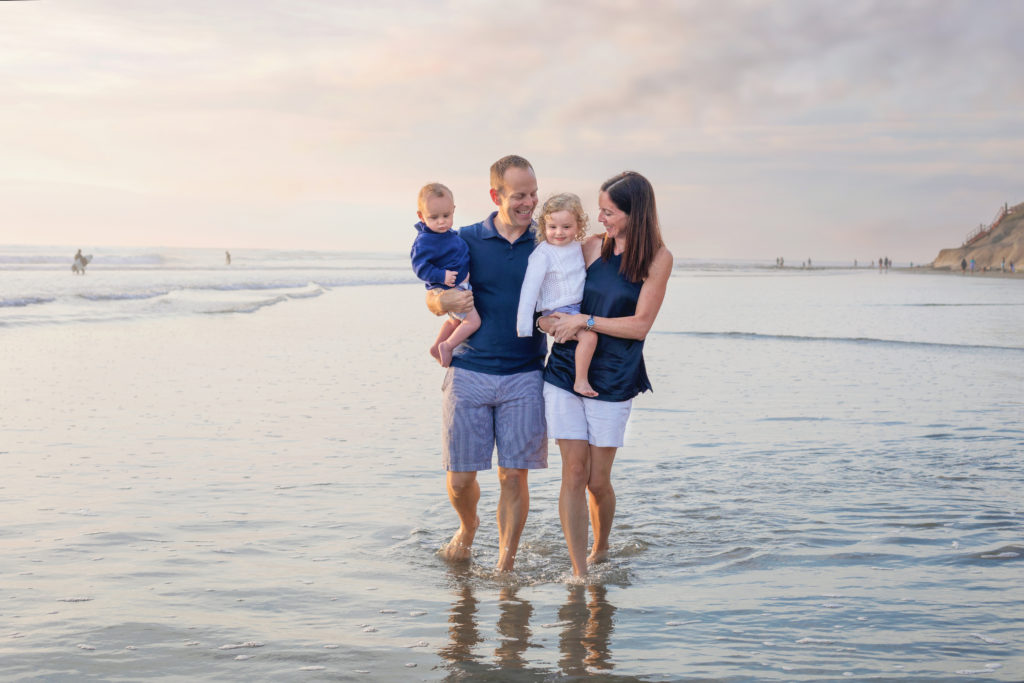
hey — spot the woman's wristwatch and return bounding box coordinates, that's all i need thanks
[585,315,595,331]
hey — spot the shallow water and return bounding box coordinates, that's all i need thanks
[1,251,1022,681]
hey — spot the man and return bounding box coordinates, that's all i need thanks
[426,155,547,572]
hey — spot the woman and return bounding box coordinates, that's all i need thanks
[540,171,673,577]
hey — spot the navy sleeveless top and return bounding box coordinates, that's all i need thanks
[543,253,652,402]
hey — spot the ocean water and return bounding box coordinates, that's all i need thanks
[1,245,1022,681]
[0,246,410,326]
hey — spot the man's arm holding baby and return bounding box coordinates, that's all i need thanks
[426,287,474,316]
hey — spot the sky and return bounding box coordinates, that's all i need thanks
[2,0,1023,263]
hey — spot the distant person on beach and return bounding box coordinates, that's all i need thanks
[516,193,598,397]
[225,251,231,265]
[411,183,481,367]
[426,155,547,572]
[961,257,967,274]
[71,249,90,275]
[540,171,673,577]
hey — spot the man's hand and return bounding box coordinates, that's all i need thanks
[426,288,474,316]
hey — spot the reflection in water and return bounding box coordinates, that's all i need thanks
[438,577,617,679]
[559,584,615,675]
[495,587,534,669]
[437,582,483,664]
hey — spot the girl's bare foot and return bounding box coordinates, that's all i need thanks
[441,516,480,562]
[574,379,598,398]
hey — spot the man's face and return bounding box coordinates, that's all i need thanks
[493,166,538,230]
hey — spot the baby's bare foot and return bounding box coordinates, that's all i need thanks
[438,341,453,368]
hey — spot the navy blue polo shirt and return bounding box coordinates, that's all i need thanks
[450,212,547,375]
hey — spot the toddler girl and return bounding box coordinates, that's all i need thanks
[516,193,597,397]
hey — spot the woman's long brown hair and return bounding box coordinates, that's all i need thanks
[599,171,664,282]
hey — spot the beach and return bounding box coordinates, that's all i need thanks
[2,250,1023,681]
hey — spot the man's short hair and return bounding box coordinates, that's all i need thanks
[489,155,534,195]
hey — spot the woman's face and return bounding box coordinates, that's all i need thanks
[598,191,628,240]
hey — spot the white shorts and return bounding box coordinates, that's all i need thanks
[543,382,633,448]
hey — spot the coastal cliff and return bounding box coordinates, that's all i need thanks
[932,202,1024,270]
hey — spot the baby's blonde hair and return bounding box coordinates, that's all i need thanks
[417,182,453,213]
[537,192,588,242]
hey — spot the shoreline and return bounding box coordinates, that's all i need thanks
[747,264,1023,279]
[768,264,1023,280]
[900,265,1023,279]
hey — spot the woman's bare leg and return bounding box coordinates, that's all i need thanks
[586,446,617,564]
[558,439,591,577]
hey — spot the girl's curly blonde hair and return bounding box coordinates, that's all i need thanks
[537,192,589,243]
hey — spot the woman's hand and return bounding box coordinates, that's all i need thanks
[547,312,587,344]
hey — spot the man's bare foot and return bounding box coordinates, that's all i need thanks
[574,379,598,398]
[441,517,479,562]
[438,341,453,367]
[587,548,609,565]
[495,546,518,573]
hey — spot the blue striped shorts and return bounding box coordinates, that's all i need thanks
[441,367,548,472]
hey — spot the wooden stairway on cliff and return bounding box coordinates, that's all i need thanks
[963,203,1010,246]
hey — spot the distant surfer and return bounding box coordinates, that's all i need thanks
[71,249,91,275]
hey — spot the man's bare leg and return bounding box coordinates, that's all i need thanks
[495,467,529,572]
[443,471,481,562]
[431,318,459,362]
[558,439,592,577]
[586,446,617,564]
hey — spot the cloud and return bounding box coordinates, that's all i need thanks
[1,0,1022,257]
